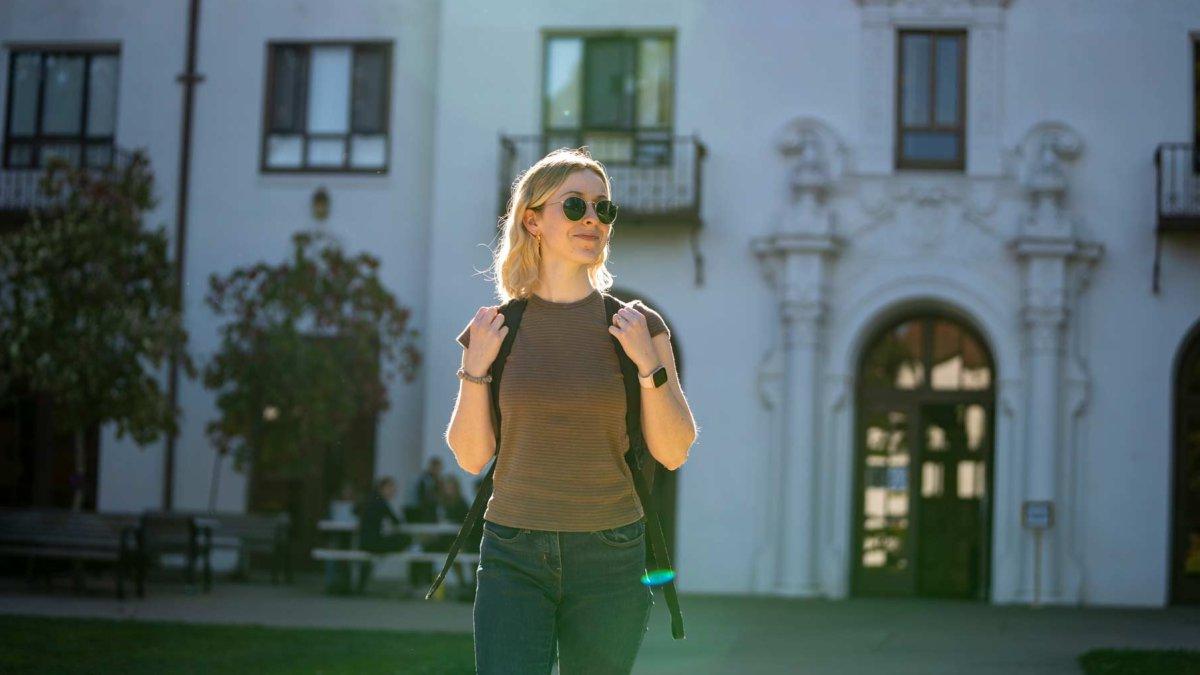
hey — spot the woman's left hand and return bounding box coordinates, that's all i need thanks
[608,304,659,374]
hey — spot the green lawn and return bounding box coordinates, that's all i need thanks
[0,615,474,674]
[1079,648,1200,674]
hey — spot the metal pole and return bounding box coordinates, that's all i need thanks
[1032,529,1042,608]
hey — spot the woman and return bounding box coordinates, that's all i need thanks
[445,147,698,674]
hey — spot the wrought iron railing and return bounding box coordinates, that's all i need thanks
[497,134,706,227]
[1152,143,1200,293]
[1155,143,1200,231]
[0,146,136,215]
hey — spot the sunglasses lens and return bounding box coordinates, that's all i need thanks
[596,200,617,224]
[562,196,587,221]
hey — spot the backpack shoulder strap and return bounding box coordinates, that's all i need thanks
[426,297,526,600]
[488,299,527,442]
[602,292,686,640]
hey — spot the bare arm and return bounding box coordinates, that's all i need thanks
[444,307,507,474]
[640,333,697,471]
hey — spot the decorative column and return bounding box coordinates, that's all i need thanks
[1009,122,1102,603]
[752,118,844,597]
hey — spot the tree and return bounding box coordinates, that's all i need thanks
[203,229,420,488]
[0,151,193,510]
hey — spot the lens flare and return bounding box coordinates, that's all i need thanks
[640,569,676,586]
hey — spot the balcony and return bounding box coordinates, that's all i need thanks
[1156,143,1200,231]
[0,146,135,227]
[1153,143,1200,292]
[497,134,707,229]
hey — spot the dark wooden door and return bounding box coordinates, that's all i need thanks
[915,402,991,599]
[1171,326,1200,604]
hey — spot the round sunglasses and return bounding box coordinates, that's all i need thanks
[538,195,619,225]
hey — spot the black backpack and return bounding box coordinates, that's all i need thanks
[427,292,686,640]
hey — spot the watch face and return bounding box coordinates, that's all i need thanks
[653,366,668,387]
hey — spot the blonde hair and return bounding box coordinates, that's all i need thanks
[491,147,615,303]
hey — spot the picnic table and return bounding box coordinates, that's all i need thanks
[311,518,477,596]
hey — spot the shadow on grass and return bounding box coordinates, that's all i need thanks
[0,614,474,674]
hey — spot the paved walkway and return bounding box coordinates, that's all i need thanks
[3,574,1199,674]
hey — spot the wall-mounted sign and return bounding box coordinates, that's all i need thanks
[1022,500,1054,530]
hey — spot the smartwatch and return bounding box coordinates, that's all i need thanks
[638,364,668,389]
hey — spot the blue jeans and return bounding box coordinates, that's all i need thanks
[473,518,654,674]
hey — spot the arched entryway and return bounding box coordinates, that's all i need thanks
[851,312,995,599]
[1170,319,1200,604]
[610,287,682,561]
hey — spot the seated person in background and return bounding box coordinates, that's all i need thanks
[357,476,411,553]
[427,474,471,554]
[409,456,444,523]
[439,474,469,523]
[354,476,413,592]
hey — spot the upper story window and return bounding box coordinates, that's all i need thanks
[542,33,674,166]
[896,29,965,171]
[262,41,391,173]
[3,48,119,169]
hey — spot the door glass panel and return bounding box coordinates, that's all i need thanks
[926,424,947,452]
[931,319,962,390]
[957,460,986,499]
[965,404,987,451]
[861,409,910,571]
[922,462,944,497]
[961,332,992,390]
[863,320,925,390]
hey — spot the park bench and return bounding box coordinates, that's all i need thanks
[167,510,292,584]
[139,511,213,593]
[0,507,144,599]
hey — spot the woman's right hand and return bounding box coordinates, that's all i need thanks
[463,306,508,377]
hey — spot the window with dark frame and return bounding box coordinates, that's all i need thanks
[896,29,966,171]
[262,41,391,173]
[3,49,120,169]
[542,33,675,167]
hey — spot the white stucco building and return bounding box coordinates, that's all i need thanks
[2,0,1198,608]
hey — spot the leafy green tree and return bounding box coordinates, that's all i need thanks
[203,230,420,484]
[0,151,193,510]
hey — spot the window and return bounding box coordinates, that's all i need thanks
[3,49,119,169]
[895,29,965,170]
[262,42,391,172]
[542,33,674,166]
